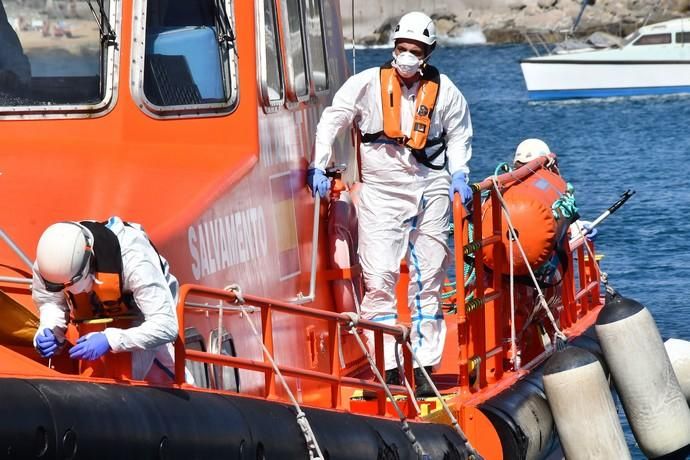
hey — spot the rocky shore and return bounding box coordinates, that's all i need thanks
[341,0,690,45]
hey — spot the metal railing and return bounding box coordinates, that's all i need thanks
[174,284,418,418]
[292,198,320,304]
[523,30,557,57]
[453,155,602,394]
[0,227,34,287]
[173,156,603,413]
[563,232,601,328]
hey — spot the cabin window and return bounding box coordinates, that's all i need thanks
[633,33,672,46]
[676,32,690,43]
[280,0,309,101]
[132,0,239,118]
[304,0,329,93]
[259,0,284,107]
[0,0,119,118]
[208,329,240,392]
[185,327,210,388]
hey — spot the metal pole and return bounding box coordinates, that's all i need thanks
[293,198,320,304]
[0,276,31,285]
[0,228,34,271]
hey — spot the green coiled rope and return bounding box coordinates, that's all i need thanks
[552,182,578,220]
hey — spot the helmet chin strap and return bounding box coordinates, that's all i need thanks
[424,42,436,61]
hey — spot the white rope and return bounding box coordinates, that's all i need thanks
[225,285,325,460]
[510,214,600,342]
[336,279,363,369]
[402,342,484,459]
[491,177,567,344]
[341,313,427,458]
[577,232,612,304]
[351,277,362,316]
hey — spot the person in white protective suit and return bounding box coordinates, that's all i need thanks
[307,11,473,397]
[32,216,182,382]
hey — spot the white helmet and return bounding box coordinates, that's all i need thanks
[36,222,93,290]
[514,138,551,164]
[393,12,436,47]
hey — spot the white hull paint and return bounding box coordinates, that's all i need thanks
[521,61,690,100]
[520,17,690,100]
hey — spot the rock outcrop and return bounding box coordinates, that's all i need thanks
[340,0,690,45]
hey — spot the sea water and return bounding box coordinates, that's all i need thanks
[351,44,690,458]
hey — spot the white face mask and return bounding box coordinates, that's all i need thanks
[392,51,422,79]
[66,274,94,294]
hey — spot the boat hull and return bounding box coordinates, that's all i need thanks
[2,378,471,460]
[520,60,690,100]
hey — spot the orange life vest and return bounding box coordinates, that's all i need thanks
[67,221,142,323]
[361,63,446,169]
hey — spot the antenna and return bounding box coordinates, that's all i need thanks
[351,0,356,73]
[641,0,663,27]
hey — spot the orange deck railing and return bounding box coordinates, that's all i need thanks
[453,155,602,395]
[173,155,602,415]
[454,184,504,393]
[173,285,418,418]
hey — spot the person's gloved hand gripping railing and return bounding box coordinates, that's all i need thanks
[307,167,331,198]
[449,171,473,207]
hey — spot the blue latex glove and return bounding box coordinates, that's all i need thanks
[306,167,330,198]
[449,172,473,205]
[582,221,598,242]
[36,328,59,358]
[69,332,111,361]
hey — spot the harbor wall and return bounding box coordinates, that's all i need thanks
[339,0,690,44]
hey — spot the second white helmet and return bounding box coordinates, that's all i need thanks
[514,138,551,164]
[393,12,436,46]
[36,222,93,288]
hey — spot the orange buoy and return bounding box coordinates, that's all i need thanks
[482,169,570,275]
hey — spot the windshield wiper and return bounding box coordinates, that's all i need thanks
[214,0,237,57]
[87,0,117,47]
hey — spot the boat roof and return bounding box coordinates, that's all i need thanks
[638,17,690,35]
[521,16,690,62]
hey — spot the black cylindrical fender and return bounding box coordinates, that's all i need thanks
[0,378,471,459]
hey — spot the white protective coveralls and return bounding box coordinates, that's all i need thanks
[32,216,180,380]
[313,66,473,370]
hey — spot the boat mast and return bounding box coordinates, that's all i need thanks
[571,0,595,34]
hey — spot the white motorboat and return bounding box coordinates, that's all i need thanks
[520,18,690,100]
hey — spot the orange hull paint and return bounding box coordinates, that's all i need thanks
[0,1,606,457]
